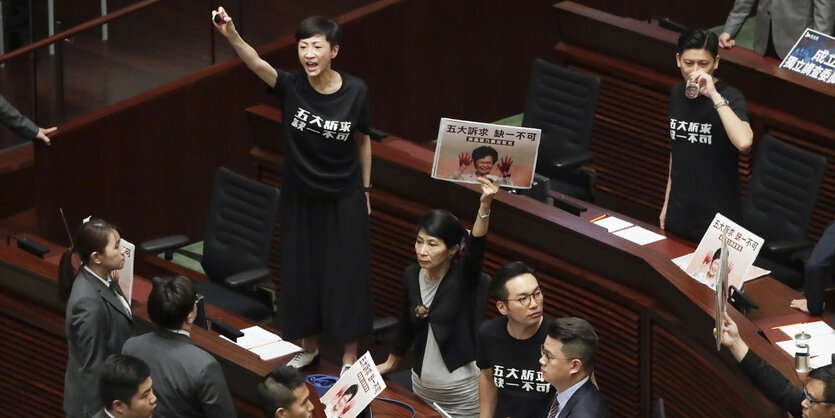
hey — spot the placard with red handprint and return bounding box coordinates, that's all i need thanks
[431,118,540,189]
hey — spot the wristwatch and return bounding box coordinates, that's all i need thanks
[713,97,729,110]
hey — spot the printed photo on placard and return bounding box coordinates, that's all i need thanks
[431,118,541,189]
[320,352,386,418]
[685,213,764,290]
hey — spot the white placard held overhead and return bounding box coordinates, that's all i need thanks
[431,118,541,189]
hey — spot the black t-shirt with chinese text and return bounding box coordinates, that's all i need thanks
[269,68,371,198]
[476,315,553,418]
[667,79,748,240]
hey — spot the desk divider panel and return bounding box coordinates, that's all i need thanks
[0,303,67,416]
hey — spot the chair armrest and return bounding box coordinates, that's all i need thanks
[224,267,272,288]
[369,127,389,142]
[549,152,593,170]
[373,317,398,334]
[139,235,190,253]
[765,239,813,256]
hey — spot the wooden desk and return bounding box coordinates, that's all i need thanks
[238,109,796,416]
[0,235,437,417]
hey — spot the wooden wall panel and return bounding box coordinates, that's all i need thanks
[0,295,67,417]
[651,325,761,417]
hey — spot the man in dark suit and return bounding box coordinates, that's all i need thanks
[719,0,835,59]
[0,93,56,144]
[122,276,237,417]
[256,364,315,418]
[540,317,609,418]
[791,220,835,316]
[92,354,156,418]
[717,312,835,418]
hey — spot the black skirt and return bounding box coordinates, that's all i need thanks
[279,187,372,342]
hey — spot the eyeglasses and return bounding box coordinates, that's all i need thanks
[540,344,576,363]
[507,289,543,306]
[804,387,832,406]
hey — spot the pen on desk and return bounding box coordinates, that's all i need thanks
[772,322,804,330]
[590,214,608,223]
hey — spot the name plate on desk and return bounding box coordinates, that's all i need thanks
[780,29,835,84]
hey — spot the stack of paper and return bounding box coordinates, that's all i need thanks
[220,326,302,361]
[592,216,633,233]
[774,321,835,369]
[591,215,665,245]
[612,226,666,245]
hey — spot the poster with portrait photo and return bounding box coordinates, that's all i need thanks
[685,213,764,291]
[431,118,541,189]
[320,352,385,418]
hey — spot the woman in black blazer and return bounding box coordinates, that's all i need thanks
[60,218,134,418]
[377,176,498,417]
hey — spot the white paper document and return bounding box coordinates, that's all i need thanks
[811,354,834,369]
[778,321,835,339]
[776,334,835,358]
[592,216,633,233]
[612,226,666,245]
[220,326,302,360]
[250,340,305,361]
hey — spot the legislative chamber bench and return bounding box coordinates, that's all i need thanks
[0,234,439,417]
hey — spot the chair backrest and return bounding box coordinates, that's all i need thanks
[201,167,281,283]
[743,135,827,243]
[522,59,600,171]
[473,272,492,331]
[513,173,551,203]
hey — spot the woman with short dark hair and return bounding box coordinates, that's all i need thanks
[213,9,373,371]
[377,176,499,417]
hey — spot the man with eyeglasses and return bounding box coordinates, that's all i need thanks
[540,317,609,418]
[122,276,236,417]
[717,311,835,418]
[476,261,553,417]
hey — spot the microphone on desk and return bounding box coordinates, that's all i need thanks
[6,235,50,258]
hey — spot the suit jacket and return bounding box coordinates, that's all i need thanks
[391,235,485,376]
[804,220,835,315]
[90,410,109,418]
[723,0,835,58]
[64,268,134,418]
[0,93,38,140]
[554,379,610,418]
[122,329,237,418]
[738,350,803,417]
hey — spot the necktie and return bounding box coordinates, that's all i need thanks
[109,281,132,316]
[110,280,126,299]
[547,394,560,418]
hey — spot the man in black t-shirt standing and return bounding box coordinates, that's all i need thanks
[661,29,753,242]
[477,261,552,418]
